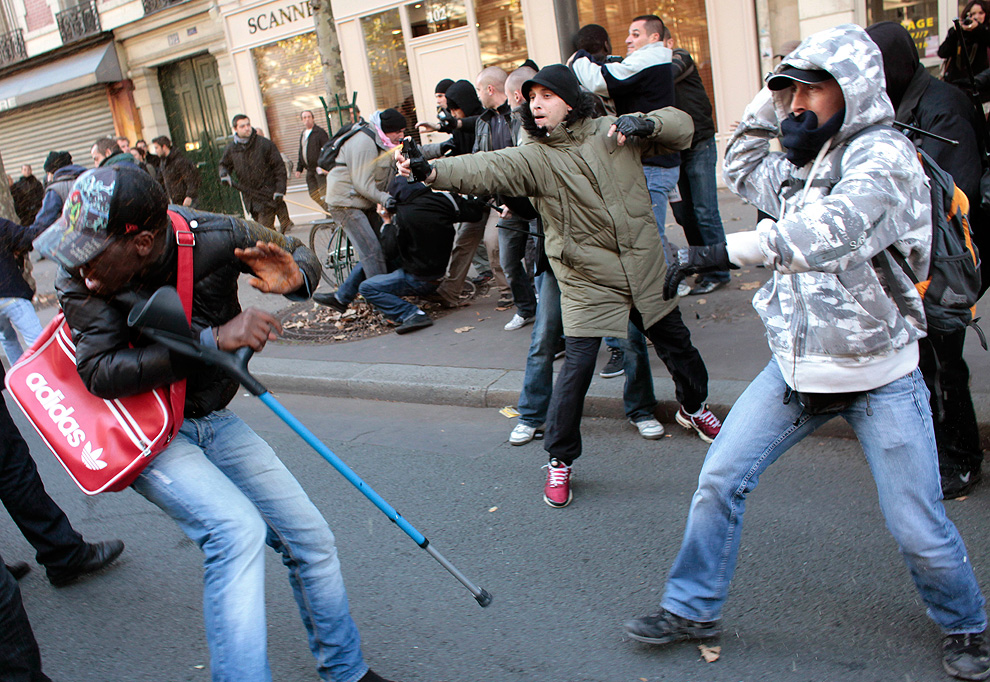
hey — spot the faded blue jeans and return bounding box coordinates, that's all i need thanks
[330,207,387,278]
[0,297,42,363]
[643,164,681,240]
[132,410,367,682]
[662,361,987,634]
[359,268,438,323]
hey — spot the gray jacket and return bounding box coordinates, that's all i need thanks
[325,124,394,210]
[724,24,931,393]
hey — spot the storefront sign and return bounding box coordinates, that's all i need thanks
[903,15,939,58]
[246,0,313,34]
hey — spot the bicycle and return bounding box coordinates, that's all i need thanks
[308,218,358,288]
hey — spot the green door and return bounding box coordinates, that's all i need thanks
[158,54,241,215]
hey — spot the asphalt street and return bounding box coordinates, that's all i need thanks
[5,390,990,682]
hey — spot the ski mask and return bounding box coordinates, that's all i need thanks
[779,108,845,167]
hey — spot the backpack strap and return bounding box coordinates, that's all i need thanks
[165,209,195,431]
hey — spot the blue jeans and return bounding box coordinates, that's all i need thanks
[669,137,730,283]
[336,262,367,305]
[0,297,43,363]
[359,268,438,323]
[662,361,987,633]
[517,268,656,427]
[497,215,537,319]
[643,165,681,240]
[132,410,367,682]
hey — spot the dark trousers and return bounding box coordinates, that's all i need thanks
[250,204,276,231]
[0,394,87,570]
[544,306,709,465]
[919,329,982,473]
[0,555,50,681]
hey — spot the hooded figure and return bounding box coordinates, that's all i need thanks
[723,24,931,392]
[623,26,990,681]
[868,20,988,499]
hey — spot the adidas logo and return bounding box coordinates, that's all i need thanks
[81,442,106,470]
[25,373,107,470]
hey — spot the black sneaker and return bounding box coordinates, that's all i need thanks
[313,292,348,314]
[395,311,433,335]
[943,630,990,680]
[943,467,982,500]
[624,608,721,645]
[5,562,30,580]
[600,348,624,377]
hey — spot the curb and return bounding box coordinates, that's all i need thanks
[251,357,986,444]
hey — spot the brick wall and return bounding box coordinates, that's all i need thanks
[24,0,53,33]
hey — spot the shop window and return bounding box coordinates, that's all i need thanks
[474,0,528,71]
[576,0,716,129]
[251,32,325,169]
[866,1,941,59]
[407,0,468,37]
[361,8,416,136]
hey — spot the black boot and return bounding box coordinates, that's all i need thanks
[47,540,124,587]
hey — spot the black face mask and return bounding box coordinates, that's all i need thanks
[780,108,845,167]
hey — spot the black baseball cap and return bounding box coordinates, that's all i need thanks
[34,166,168,269]
[766,66,834,91]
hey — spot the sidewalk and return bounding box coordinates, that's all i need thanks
[24,189,990,443]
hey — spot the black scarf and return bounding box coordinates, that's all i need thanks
[780,109,845,167]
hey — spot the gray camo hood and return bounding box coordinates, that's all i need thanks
[723,23,931,394]
[770,23,894,141]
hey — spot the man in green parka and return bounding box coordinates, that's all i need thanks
[398,65,722,507]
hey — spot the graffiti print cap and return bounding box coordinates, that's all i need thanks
[34,166,169,270]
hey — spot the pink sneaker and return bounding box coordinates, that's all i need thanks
[676,406,722,443]
[542,459,573,508]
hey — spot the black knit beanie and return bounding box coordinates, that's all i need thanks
[378,108,406,133]
[44,150,72,174]
[522,65,582,110]
[435,78,455,94]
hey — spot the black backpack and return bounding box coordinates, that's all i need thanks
[316,122,378,171]
[838,125,983,339]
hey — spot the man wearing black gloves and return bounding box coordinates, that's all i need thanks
[399,65,720,507]
[219,114,287,230]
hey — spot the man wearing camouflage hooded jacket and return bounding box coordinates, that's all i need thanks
[624,25,990,680]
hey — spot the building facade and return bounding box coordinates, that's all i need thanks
[0,0,969,220]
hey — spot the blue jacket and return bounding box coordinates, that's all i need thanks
[30,164,87,231]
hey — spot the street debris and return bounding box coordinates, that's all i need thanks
[499,406,521,418]
[454,326,475,333]
[698,644,721,662]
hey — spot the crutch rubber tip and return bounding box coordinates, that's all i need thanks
[475,589,493,607]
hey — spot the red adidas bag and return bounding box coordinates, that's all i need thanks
[4,211,195,494]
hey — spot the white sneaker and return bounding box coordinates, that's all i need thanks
[676,282,692,298]
[504,313,535,331]
[631,418,665,440]
[509,422,543,445]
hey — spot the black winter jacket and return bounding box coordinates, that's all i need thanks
[160,150,201,205]
[219,129,287,214]
[671,48,716,147]
[0,218,44,300]
[55,207,318,418]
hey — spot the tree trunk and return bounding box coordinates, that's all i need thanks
[311,0,349,130]
[0,149,17,222]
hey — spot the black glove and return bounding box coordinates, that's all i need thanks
[383,195,398,214]
[436,108,458,134]
[613,115,655,139]
[401,137,434,183]
[663,243,734,300]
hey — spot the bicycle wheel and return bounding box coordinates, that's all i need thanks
[308,219,357,287]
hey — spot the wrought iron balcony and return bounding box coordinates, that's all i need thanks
[142,0,188,15]
[0,28,26,68]
[56,0,101,44]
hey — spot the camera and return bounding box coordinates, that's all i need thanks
[964,16,975,26]
[436,108,457,134]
